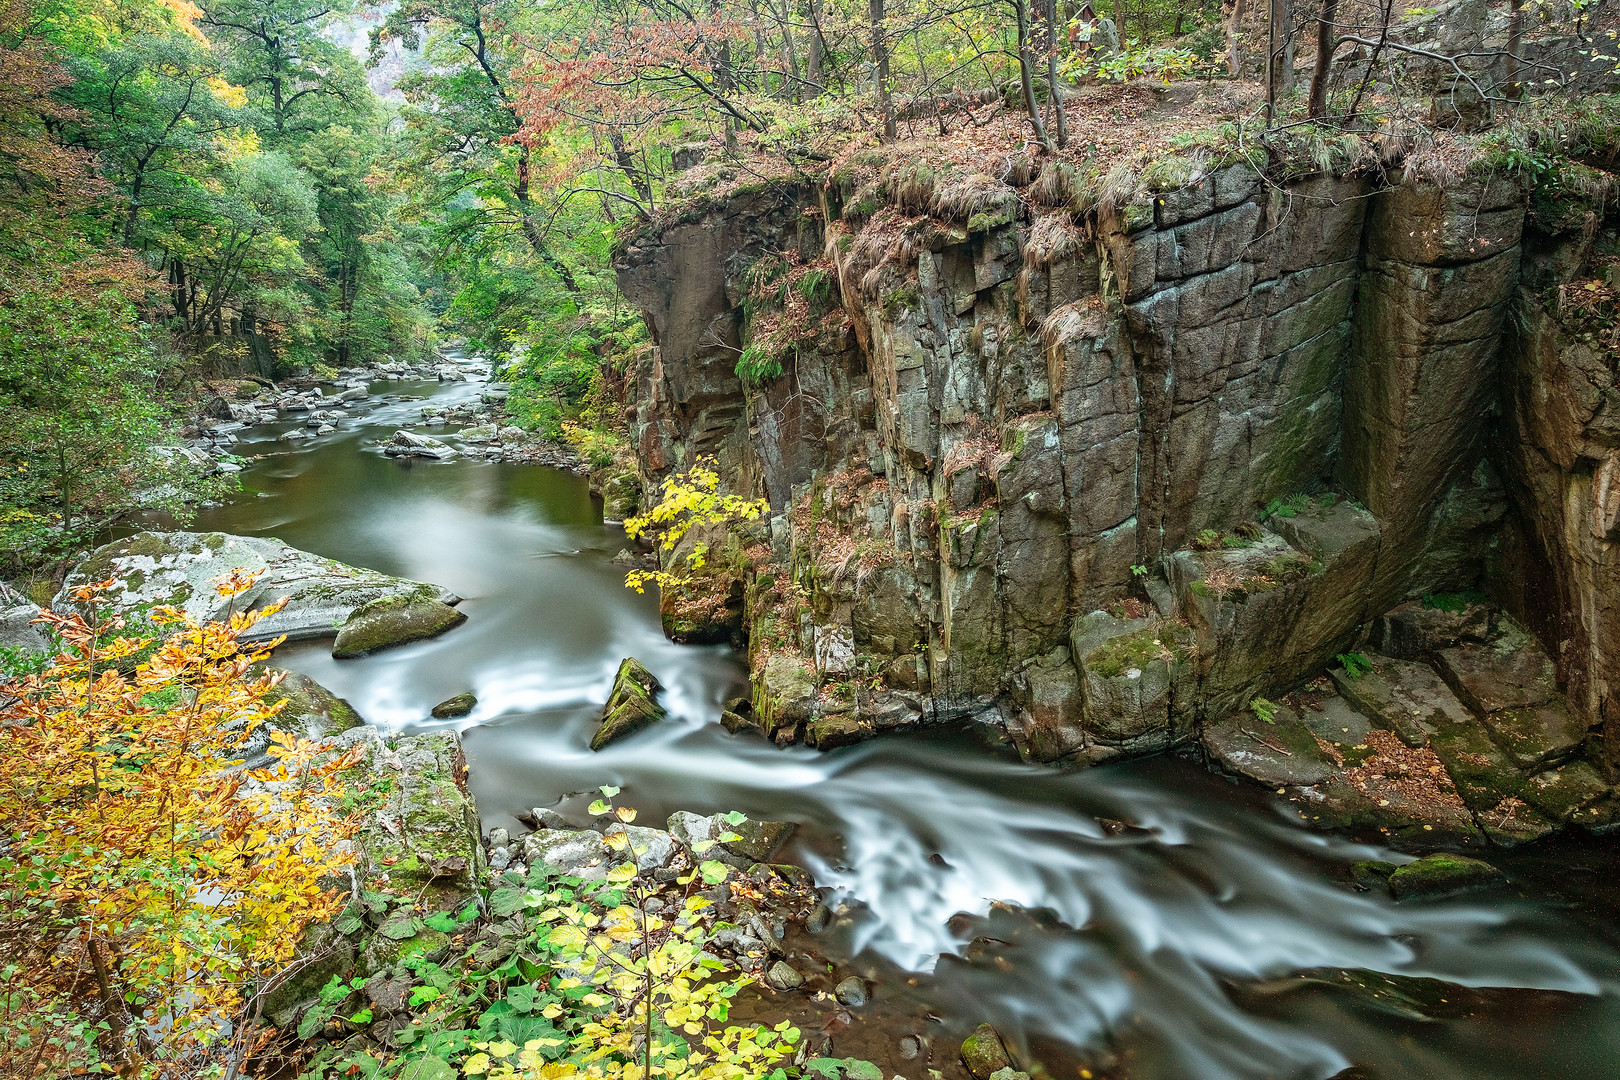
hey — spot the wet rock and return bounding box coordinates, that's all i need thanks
[603,823,677,871]
[959,1023,1012,1080]
[1477,700,1590,770]
[989,1069,1031,1080]
[765,960,803,991]
[834,976,869,1007]
[523,829,612,880]
[591,658,666,750]
[667,811,795,867]
[522,807,574,830]
[1387,854,1505,901]
[806,902,833,934]
[58,531,461,645]
[249,668,362,756]
[431,692,478,719]
[262,921,356,1028]
[361,925,451,975]
[487,827,510,850]
[383,428,457,460]
[1350,860,1399,891]
[1203,705,1338,788]
[333,593,468,658]
[898,1034,924,1060]
[805,712,870,750]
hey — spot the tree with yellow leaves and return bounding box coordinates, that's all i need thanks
[622,457,768,595]
[0,571,360,1079]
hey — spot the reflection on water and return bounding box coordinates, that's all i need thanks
[188,375,1620,1080]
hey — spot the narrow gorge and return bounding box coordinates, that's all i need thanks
[617,148,1620,845]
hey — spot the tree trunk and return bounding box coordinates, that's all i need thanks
[1014,0,1052,148]
[870,0,895,139]
[1043,0,1068,147]
[806,0,824,89]
[1306,0,1338,117]
[1269,0,1295,103]
[1226,0,1246,76]
[1505,0,1524,100]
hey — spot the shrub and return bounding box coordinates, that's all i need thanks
[0,573,358,1077]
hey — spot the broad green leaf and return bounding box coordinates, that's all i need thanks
[606,862,637,883]
[599,785,621,797]
[722,811,747,825]
[699,860,729,886]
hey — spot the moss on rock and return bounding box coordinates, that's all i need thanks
[591,657,666,750]
[332,594,467,659]
[1387,854,1505,901]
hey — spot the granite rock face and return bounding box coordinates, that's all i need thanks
[615,156,1620,809]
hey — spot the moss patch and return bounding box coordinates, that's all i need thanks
[332,595,467,659]
[1387,854,1505,901]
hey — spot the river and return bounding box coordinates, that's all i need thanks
[189,365,1620,1080]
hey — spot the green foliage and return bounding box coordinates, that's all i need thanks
[623,457,768,594]
[1250,697,1278,724]
[735,344,785,387]
[1337,651,1373,679]
[298,792,836,1080]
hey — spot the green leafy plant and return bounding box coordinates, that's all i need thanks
[1250,697,1279,724]
[1130,564,1148,577]
[1337,652,1374,679]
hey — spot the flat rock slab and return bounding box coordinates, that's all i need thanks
[1296,693,1374,746]
[1331,656,1472,747]
[59,531,460,645]
[666,811,796,868]
[1435,633,1559,715]
[1204,707,1338,788]
[1477,700,1589,769]
[523,829,612,880]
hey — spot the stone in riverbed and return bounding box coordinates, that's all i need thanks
[383,429,456,460]
[764,961,803,991]
[56,531,460,645]
[590,657,666,750]
[1387,854,1505,901]
[1330,656,1470,748]
[834,976,869,1007]
[523,829,612,880]
[431,692,478,719]
[333,592,467,658]
[666,810,795,867]
[960,1023,1013,1080]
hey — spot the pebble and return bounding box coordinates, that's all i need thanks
[806,901,833,934]
[899,1035,924,1060]
[834,976,868,1008]
[765,961,804,991]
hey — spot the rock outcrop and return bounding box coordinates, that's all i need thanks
[58,531,462,650]
[614,147,1620,838]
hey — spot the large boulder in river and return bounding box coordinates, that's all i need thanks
[590,657,666,750]
[56,531,461,645]
[332,592,467,658]
[383,429,456,460]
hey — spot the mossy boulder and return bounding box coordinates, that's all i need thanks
[430,692,478,719]
[591,658,666,750]
[59,531,460,645]
[330,729,485,911]
[1203,704,1338,788]
[333,593,467,658]
[1387,854,1505,901]
[264,668,363,737]
[262,921,356,1029]
[960,1023,1013,1080]
[360,925,452,975]
[1073,612,1195,754]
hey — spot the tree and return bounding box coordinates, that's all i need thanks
[0,574,359,1077]
[201,0,372,141]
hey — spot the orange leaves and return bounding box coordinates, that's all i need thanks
[0,571,358,1073]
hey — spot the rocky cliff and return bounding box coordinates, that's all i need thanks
[614,142,1620,841]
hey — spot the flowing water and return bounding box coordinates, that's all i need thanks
[189,368,1620,1080]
